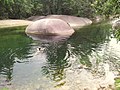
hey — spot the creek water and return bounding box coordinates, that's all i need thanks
[0,22,120,90]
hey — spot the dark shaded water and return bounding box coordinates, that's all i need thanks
[0,23,120,90]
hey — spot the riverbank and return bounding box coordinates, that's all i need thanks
[0,20,32,29]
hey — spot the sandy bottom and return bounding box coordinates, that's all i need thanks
[0,19,32,28]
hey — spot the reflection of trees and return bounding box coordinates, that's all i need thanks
[68,23,111,67]
[113,29,120,41]
[42,42,70,81]
[0,49,14,82]
[0,28,33,82]
[41,23,112,81]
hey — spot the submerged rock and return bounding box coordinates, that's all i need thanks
[64,63,115,90]
[25,19,74,36]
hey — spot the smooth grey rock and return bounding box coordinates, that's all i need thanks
[25,19,75,36]
[45,15,92,28]
[27,15,92,29]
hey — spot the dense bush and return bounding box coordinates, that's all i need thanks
[0,0,95,19]
[92,0,120,18]
[0,0,119,19]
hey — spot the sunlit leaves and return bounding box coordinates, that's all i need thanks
[0,0,95,19]
[115,78,120,90]
[92,0,120,18]
[0,0,119,19]
[114,29,120,41]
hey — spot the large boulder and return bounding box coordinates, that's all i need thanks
[25,19,74,36]
[45,15,92,28]
[27,16,45,21]
[27,15,92,28]
[112,19,120,30]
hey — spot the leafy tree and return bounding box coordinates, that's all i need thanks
[92,0,120,18]
[1,0,119,19]
[0,0,96,19]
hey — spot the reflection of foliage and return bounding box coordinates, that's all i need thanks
[69,23,111,67]
[1,87,9,90]
[41,22,112,81]
[114,29,120,41]
[0,49,14,81]
[79,56,92,67]
[0,27,33,81]
[42,42,70,81]
[92,0,120,18]
[115,78,120,90]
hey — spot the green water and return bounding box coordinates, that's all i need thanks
[0,23,120,90]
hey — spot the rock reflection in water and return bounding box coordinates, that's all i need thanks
[26,34,70,43]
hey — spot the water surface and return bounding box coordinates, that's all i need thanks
[0,23,120,90]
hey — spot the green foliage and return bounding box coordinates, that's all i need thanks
[0,0,95,19]
[1,87,9,90]
[92,0,120,18]
[0,0,119,19]
[115,78,120,90]
[114,29,120,41]
[0,0,32,19]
